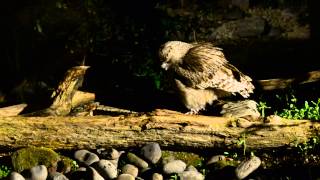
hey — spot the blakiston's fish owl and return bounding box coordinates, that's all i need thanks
[159,41,254,114]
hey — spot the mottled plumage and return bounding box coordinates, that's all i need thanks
[159,41,254,114]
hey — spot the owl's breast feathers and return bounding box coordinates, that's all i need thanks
[171,43,254,97]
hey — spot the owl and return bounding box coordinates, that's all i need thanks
[159,41,254,114]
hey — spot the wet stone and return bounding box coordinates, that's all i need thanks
[141,142,162,164]
[90,166,104,180]
[235,156,261,179]
[74,150,100,166]
[127,152,149,169]
[92,159,118,179]
[121,164,139,177]
[117,173,135,180]
[185,165,198,172]
[47,172,69,180]
[163,160,186,174]
[152,173,163,180]
[97,148,124,160]
[207,155,226,165]
[9,172,25,180]
[179,170,205,180]
[29,165,48,180]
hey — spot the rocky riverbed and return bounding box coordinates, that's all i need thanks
[3,142,320,180]
[2,143,265,180]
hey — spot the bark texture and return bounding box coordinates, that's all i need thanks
[0,111,319,151]
[22,66,90,116]
[0,104,27,117]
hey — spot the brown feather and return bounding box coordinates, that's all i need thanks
[159,41,254,114]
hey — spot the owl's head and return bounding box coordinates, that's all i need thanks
[159,41,193,70]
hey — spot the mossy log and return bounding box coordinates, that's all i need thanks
[0,111,319,151]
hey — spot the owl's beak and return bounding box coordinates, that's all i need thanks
[161,62,170,70]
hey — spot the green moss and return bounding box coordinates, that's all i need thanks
[11,147,60,173]
[210,159,238,170]
[59,155,78,173]
[161,150,204,167]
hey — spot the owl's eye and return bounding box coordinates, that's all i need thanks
[166,48,171,55]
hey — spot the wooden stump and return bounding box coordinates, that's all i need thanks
[23,66,91,116]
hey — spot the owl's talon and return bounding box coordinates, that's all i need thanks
[186,109,199,115]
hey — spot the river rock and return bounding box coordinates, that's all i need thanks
[163,160,186,174]
[74,150,99,166]
[235,156,261,179]
[9,172,25,180]
[29,165,48,180]
[152,173,163,180]
[207,155,226,165]
[117,173,135,180]
[92,159,118,179]
[141,142,162,164]
[179,170,204,180]
[127,152,148,169]
[121,164,139,177]
[47,172,69,180]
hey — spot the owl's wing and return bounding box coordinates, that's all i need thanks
[174,43,254,97]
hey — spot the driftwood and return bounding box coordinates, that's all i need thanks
[0,91,95,117]
[257,69,320,90]
[23,66,91,116]
[71,91,95,108]
[0,104,27,117]
[49,65,90,115]
[0,111,319,151]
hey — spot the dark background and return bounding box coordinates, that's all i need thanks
[0,0,319,112]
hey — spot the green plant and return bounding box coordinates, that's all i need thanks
[169,173,179,180]
[71,160,79,171]
[277,94,320,120]
[237,134,247,156]
[224,151,238,159]
[294,137,320,155]
[257,101,271,117]
[0,165,11,179]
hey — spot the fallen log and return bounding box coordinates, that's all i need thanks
[257,69,320,90]
[0,111,319,151]
[0,104,27,117]
[1,68,320,152]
